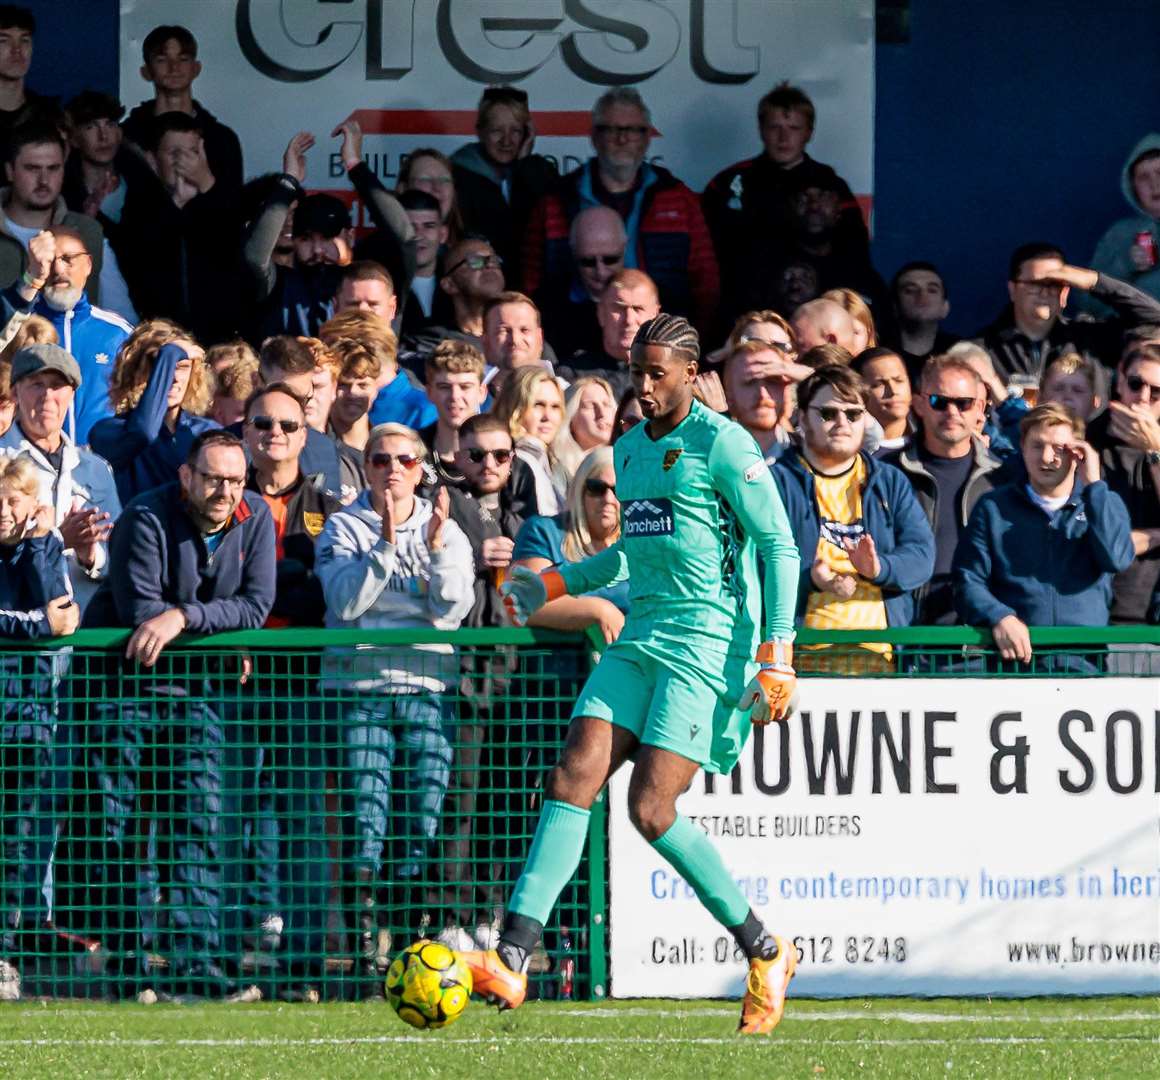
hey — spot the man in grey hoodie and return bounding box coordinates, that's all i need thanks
[314,421,473,994]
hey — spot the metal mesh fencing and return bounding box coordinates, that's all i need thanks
[0,629,605,1003]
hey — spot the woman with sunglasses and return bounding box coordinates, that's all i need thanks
[90,318,218,504]
[315,422,474,991]
[493,365,566,515]
[510,444,627,643]
[451,86,559,280]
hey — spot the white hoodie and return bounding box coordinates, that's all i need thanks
[315,490,475,693]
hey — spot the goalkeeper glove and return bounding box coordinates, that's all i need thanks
[500,566,567,625]
[740,639,797,724]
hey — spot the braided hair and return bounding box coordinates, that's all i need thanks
[631,313,700,366]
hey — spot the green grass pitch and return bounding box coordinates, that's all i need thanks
[0,997,1155,1078]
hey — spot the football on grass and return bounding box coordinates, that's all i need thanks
[385,940,473,1029]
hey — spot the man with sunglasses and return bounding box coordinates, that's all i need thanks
[979,243,1160,381]
[522,87,718,338]
[434,236,505,348]
[881,355,1004,625]
[536,206,626,359]
[77,429,275,999]
[315,423,474,992]
[773,365,932,671]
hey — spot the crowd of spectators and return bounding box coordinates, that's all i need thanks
[0,7,1159,1001]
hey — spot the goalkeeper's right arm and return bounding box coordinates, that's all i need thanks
[501,543,629,625]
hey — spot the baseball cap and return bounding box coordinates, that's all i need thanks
[10,343,82,388]
[292,194,350,239]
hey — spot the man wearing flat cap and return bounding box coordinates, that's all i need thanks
[0,342,120,611]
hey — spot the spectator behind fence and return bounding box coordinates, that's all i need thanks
[395,190,448,344]
[823,288,878,354]
[0,454,78,1001]
[121,24,243,195]
[28,224,131,442]
[89,320,217,505]
[792,297,858,353]
[326,335,380,456]
[722,338,801,465]
[315,423,473,986]
[397,147,462,245]
[954,404,1134,669]
[853,347,912,454]
[978,245,1160,381]
[880,354,1003,625]
[76,429,274,998]
[537,205,626,359]
[481,290,552,396]
[0,5,60,164]
[0,306,54,434]
[0,342,118,610]
[62,91,126,247]
[522,86,718,336]
[451,85,558,283]
[298,336,339,434]
[420,338,487,482]
[431,235,505,351]
[252,334,358,504]
[511,444,627,641]
[886,262,959,382]
[1083,135,1160,312]
[704,81,869,324]
[243,381,341,626]
[552,376,614,488]
[116,112,245,347]
[946,340,1029,460]
[494,365,565,515]
[207,341,259,427]
[1039,351,1103,423]
[558,268,659,398]
[1,123,135,321]
[612,385,643,440]
[1084,343,1160,632]
[773,365,933,673]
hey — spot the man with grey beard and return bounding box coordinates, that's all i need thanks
[30,224,132,442]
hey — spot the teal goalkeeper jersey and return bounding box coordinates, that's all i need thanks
[558,401,800,666]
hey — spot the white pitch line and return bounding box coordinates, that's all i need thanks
[556,1007,1160,1024]
[0,1035,1156,1049]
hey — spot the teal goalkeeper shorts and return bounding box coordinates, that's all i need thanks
[571,640,755,774]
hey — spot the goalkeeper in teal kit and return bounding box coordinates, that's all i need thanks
[462,315,801,1034]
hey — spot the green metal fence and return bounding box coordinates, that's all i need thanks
[0,626,1155,1004]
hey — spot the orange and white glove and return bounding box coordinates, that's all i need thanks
[499,566,567,625]
[740,639,797,724]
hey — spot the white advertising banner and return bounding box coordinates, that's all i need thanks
[608,679,1160,997]
[119,1,874,205]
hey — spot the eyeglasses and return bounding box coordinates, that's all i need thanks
[577,254,622,269]
[594,124,649,140]
[411,174,453,187]
[1125,374,1160,399]
[927,394,977,413]
[583,478,616,497]
[444,252,503,276]
[464,447,513,465]
[737,335,796,356]
[809,405,865,424]
[52,252,91,268]
[369,452,420,470]
[194,469,246,491]
[249,415,303,434]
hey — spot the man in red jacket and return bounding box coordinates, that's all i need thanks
[521,87,718,339]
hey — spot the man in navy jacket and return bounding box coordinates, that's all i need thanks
[76,430,274,998]
[772,365,934,670]
[954,403,1134,667]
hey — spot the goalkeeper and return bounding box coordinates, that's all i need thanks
[463,314,801,1035]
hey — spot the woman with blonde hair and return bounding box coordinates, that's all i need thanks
[511,445,627,642]
[493,365,565,515]
[551,375,614,487]
[822,288,877,353]
[90,318,217,503]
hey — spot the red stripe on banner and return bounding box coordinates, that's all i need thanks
[347,109,610,138]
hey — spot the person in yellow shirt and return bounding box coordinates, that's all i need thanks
[772,364,935,672]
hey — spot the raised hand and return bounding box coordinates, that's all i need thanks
[330,118,364,171]
[427,486,450,551]
[282,131,315,183]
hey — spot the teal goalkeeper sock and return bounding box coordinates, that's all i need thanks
[509,799,591,925]
[651,815,751,929]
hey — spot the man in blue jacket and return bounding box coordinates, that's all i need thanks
[772,364,934,671]
[74,429,275,999]
[954,403,1134,669]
